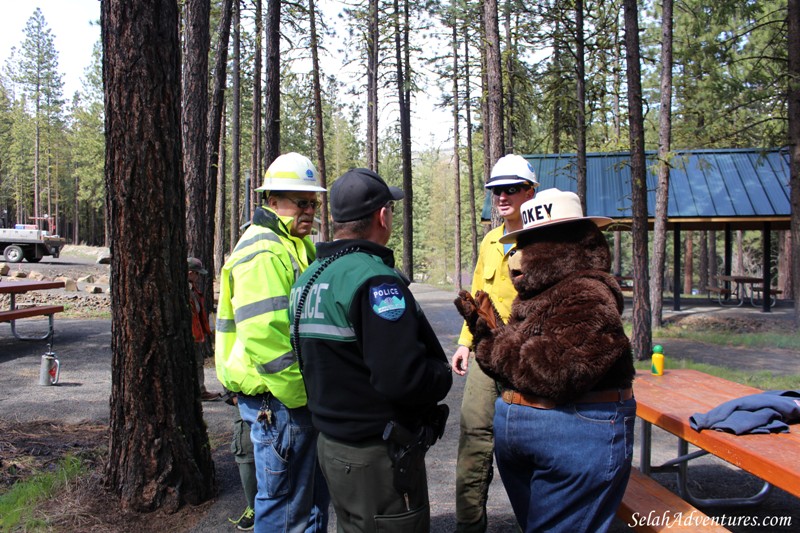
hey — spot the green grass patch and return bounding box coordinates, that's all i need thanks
[654,326,800,351]
[634,358,800,390]
[0,455,86,532]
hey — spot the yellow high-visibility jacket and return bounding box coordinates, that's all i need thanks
[458,224,518,349]
[215,206,315,407]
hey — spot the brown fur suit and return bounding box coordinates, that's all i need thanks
[458,219,634,404]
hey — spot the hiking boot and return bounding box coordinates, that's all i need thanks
[201,391,222,401]
[231,506,254,531]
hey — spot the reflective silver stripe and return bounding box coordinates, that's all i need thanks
[294,323,355,339]
[217,318,236,332]
[235,296,289,323]
[256,351,297,374]
[234,232,281,253]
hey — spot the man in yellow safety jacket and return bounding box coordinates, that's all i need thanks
[215,152,329,533]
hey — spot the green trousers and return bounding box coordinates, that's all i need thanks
[231,411,257,509]
[318,433,429,533]
[455,358,498,532]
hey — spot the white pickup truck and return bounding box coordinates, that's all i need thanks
[0,227,66,263]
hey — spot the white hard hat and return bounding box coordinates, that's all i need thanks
[486,154,539,189]
[256,152,326,192]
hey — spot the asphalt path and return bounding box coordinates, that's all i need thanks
[1,284,798,532]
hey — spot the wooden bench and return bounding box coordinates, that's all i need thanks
[617,468,730,532]
[0,305,64,341]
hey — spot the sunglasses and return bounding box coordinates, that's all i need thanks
[385,201,395,213]
[284,197,320,210]
[491,184,531,196]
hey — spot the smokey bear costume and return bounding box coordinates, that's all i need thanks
[455,188,635,533]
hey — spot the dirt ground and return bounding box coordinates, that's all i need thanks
[1,248,798,532]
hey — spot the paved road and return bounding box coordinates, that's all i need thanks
[1,284,798,532]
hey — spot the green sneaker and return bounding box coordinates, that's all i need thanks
[230,506,254,531]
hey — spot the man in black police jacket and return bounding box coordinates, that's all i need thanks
[290,168,452,532]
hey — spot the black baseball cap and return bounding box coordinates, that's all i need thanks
[330,168,404,222]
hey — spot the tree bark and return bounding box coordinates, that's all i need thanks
[452,20,462,291]
[366,0,379,171]
[204,0,233,328]
[789,0,800,328]
[650,0,673,329]
[683,231,693,294]
[623,0,652,360]
[102,0,215,511]
[484,0,504,229]
[575,0,587,213]
[463,26,478,268]
[231,0,241,246]
[699,229,708,292]
[250,0,262,219]
[183,0,210,268]
[308,0,329,241]
[215,102,227,274]
[399,0,413,280]
[264,0,281,167]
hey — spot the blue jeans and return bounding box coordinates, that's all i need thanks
[493,396,636,533]
[238,394,330,533]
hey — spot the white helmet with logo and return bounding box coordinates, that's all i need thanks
[256,152,326,192]
[486,154,539,189]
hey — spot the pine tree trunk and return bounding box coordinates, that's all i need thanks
[623,0,652,360]
[575,0,587,212]
[484,0,504,229]
[366,0,379,171]
[650,0,673,329]
[452,21,462,291]
[204,0,232,341]
[684,231,693,294]
[264,0,281,167]
[788,0,800,328]
[230,0,241,249]
[699,230,708,292]
[102,0,215,511]
[215,102,227,273]
[309,0,329,241]
[250,0,262,220]
[463,27,478,268]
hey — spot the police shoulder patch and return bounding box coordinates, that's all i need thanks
[369,282,406,321]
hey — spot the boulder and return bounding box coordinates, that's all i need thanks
[9,270,28,279]
[78,274,96,284]
[27,271,46,281]
[55,276,79,291]
[85,285,104,294]
[0,263,8,276]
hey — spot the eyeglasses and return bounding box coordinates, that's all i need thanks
[492,185,531,196]
[385,201,395,213]
[284,197,320,210]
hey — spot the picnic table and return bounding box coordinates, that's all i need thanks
[712,275,780,309]
[635,369,800,506]
[0,279,65,341]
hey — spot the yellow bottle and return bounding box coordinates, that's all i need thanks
[651,345,664,376]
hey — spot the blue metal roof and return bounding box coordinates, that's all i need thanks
[481,148,791,227]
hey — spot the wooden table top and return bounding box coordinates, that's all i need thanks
[634,369,800,498]
[0,280,66,294]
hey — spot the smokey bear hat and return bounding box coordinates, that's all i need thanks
[330,168,404,222]
[499,188,613,244]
